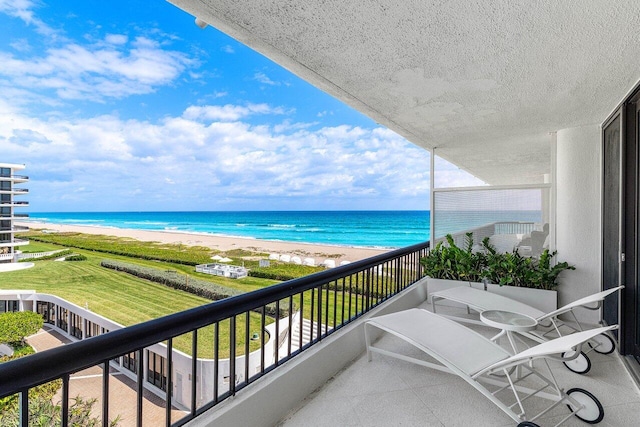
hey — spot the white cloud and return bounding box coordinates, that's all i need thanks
[2,102,433,211]
[0,0,56,37]
[221,45,234,54]
[253,71,280,86]
[105,34,128,45]
[182,103,286,121]
[0,33,194,103]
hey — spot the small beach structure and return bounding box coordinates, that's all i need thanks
[321,259,336,269]
[196,263,248,279]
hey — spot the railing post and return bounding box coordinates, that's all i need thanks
[61,374,69,427]
[102,360,109,427]
[19,389,28,426]
[166,338,173,427]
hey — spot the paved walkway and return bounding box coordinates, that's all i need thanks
[26,327,187,426]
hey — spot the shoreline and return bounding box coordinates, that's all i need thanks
[18,222,390,263]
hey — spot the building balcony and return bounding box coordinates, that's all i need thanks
[0,238,29,247]
[0,188,29,194]
[0,240,638,426]
[0,214,29,220]
[0,201,29,207]
[6,174,29,183]
[0,225,29,233]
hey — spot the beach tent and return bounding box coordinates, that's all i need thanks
[322,259,336,269]
[211,255,223,260]
[303,258,315,266]
[280,255,291,263]
[291,256,302,265]
[219,257,233,263]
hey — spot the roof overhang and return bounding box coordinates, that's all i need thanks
[168,0,640,184]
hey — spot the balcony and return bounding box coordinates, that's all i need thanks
[0,201,29,207]
[0,238,29,247]
[8,174,29,182]
[1,239,638,426]
[0,225,29,232]
[0,242,429,426]
[0,188,29,194]
[0,213,29,219]
[278,302,640,427]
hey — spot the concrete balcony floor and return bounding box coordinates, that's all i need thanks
[279,302,640,427]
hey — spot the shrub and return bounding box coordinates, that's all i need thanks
[420,233,575,290]
[101,260,290,317]
[65,254,87,261]
[0,311,44,345]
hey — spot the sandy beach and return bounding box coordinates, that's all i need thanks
[19,222,389,263]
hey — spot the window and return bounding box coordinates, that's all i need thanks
[0,301,19,313]
[37,302,55,324]
[70,312,83,339]
[57,307,68,332]
[84,320,101,338]
[0,168,10,177]
[146,350,168,391]
[123,352,137,373]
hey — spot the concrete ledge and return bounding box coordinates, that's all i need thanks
[186,278,428,427]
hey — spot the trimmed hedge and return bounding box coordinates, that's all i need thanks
[65,254,87,261]
[101,260,289,317]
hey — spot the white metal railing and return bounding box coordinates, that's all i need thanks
[17,250,65,260]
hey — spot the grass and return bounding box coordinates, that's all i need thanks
[5,232,389,358]
[3,244,265,357]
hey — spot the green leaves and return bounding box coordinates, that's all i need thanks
[421,234,575,290]
[420,233,487,283]
[0,311,44,345]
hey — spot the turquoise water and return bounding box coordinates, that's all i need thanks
[27,211,431,249]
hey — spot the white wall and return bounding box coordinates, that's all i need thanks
[556,124,602,324]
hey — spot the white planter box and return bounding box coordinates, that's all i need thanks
[486,283,557,313]
[426,278,557,313]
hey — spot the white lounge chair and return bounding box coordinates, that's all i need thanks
[365,308,616,426]
[430,285,624,374]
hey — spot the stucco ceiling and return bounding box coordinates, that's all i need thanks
[168,0,640,185]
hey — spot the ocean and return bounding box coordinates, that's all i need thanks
[26,211,431,249]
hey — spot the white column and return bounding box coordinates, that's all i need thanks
[555,124,601,324]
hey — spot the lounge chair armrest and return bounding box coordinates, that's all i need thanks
[536,286,624,322]
[474,325,618,377]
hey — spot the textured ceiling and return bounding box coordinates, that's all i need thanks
[169,0,640,184]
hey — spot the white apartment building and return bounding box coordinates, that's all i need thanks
[0,163,29,264]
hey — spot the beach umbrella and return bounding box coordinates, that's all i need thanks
[219,257,233,263]
[211,255,223,260]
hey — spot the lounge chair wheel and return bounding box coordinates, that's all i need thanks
[562,350,591,374]
[588,333,615,354]
[517,422,540,427]
[566,388,604,424]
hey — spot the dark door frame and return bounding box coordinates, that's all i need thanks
[603,86,640,358]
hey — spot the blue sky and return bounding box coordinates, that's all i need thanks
[0,0,480,212]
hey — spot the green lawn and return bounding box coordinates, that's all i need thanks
[4,247,266,357]
[4,234,381,358]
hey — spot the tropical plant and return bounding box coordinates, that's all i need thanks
[420,233,487,282]
[421,233,575,290]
